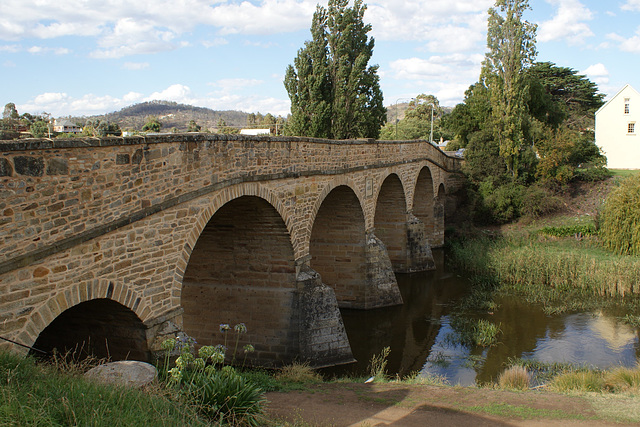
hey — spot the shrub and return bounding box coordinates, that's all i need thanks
[598,174,640,255]
[159,326,265,425]
[498,365,530,390]
[520,184,563,219]
[276,362,322,384]
[181,366,266,426]
[550,370,604,393]
[604,366,640,393]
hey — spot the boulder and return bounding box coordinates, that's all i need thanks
[85,360,157,388]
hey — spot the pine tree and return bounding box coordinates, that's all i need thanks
[284,0,385,139]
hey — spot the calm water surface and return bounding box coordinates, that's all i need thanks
[328,250,640,385]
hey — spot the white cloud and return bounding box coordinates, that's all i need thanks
[621,0,640,11]
[123,62,150,70]
[27,46,70,55]
[538,0,594,45]
[582,63,609,87]
[210,78,264,91]
[387,54,483,106]
[0,44,20,52]
[366,0,491,51]
[389,54,483,82]
[0,0,496,59]
[202,38,228,48]
[123,92,144,103]
[145,84,195,104]
[607,29,640,53]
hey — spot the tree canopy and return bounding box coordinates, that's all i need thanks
[284,0,385,139]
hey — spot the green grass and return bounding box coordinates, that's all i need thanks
[447,232,640,314]
[460,402,590,420]
[0,351,208,426]
[609,169,640,178]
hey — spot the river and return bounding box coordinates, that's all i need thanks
[325,249,640,385]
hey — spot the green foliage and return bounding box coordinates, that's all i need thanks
[142,115,162,132]
[538,224,597,238]
[284,0,385,139]
[447,233,640,310]
[84,119,122,137]
[30,120,49,138]
[520,184,563,218]
[447,317,502,347]
[599,174,640,255]
[526,62,604,130]
[3,103,19,120]
[160,326,265,425]
[550,370,605,393]
[482,0,537,177]
[181,367,266,426]
[187,120,201,132]
[0,351,207,426]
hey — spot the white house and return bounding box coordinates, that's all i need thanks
[595,84,640,169]
[53,119,82,134]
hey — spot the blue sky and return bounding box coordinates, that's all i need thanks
[1,0,639,118]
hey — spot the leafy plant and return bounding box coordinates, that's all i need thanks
[598,174,640,255]
[159,325,264,425]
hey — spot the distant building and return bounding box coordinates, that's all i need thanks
[240,129,271,136]
[53,119,82,134]
[595,84,640,170]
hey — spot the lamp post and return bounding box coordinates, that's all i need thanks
[429,104,434,144]
[395,97,414,139]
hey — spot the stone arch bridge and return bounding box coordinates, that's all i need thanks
[0,134,463,367]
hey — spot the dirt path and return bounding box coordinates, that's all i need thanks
[265,383,640,426]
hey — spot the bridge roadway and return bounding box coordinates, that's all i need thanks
[0,133,463,367]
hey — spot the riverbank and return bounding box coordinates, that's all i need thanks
[265,381,640,426]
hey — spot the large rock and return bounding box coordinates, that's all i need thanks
[85,360,157,388]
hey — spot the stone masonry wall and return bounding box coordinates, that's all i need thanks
[0,134,462,365]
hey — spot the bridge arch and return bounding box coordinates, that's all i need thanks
[25,280,148,361]
[180,193,298,366]
[412,166,437,245]
[309,184,368,308]
[373,173,409,271]
[178,183,296,285]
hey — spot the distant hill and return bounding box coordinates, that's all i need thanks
[75,101,254,132]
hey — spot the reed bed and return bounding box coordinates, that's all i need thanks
[449,235,640,301]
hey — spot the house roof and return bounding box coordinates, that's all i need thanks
[55,119,79,127]
[595,84,640,116]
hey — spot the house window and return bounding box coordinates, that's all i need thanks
[625,98,630,114]
[629,122,636,134]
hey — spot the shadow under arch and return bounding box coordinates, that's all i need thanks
[181,195,298,366]
[309,185,368,308]
[413,166,436,245]
[30,298,150,362]
[176,183,297,298]
[373,173,409,272]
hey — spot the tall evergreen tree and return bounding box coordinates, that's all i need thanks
[284,0,385,139]
[482,0,537,177]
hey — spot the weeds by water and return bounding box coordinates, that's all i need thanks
[498,365,531,390]
[447,230,640,315]
[445,317,502,348]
